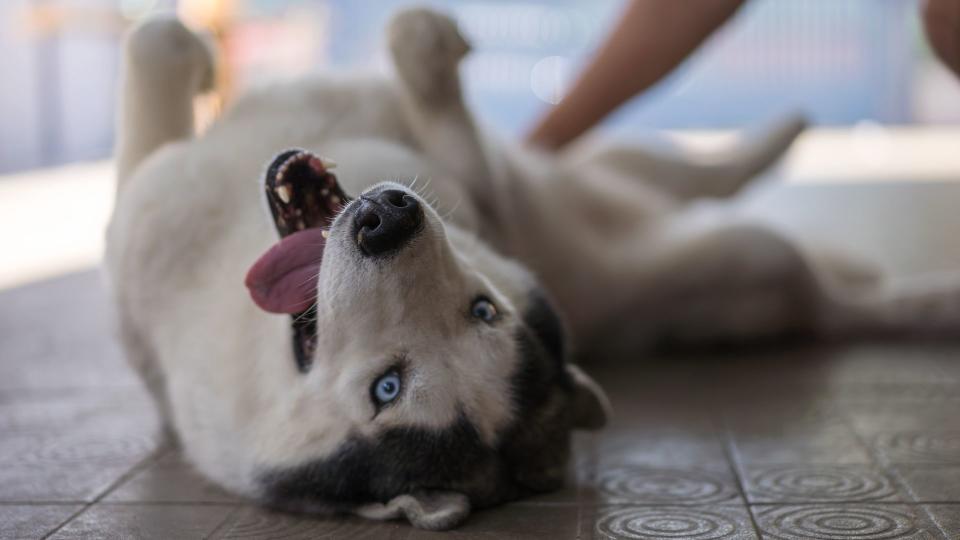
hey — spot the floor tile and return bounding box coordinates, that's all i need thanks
[0,461,139,503]
[869,431,960,465]
[0,428,161,466]
[845,403,960,437]
[0,388,156,434]
[742,464,903,503]
[751,504,945,540]
[50,503,235,540]
[213,503,581,539]
[210,506,408,539]
[587,505,758,540]
[0,504,81,538]
[410,503,581,539]
[7,270,960,537]
[587,463,741,505]
[105,451,241,503]
[730,429,873,465]
[895,466,960,502]
[593,429,730,468]
[924,505,960,538]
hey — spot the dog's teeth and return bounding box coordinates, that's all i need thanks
[320,157,337,169]
[321,230,329,239]
[275,185,291,203]
[357,231,364,246]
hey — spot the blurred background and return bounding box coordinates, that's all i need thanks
[1,0,958,174]
[2,0,960,290]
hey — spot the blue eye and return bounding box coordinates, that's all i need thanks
[471,297,498,322]
[372,370,402,406]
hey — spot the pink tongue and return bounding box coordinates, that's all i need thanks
[245,228,326,314]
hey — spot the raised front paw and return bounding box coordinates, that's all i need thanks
[387,8,470,102]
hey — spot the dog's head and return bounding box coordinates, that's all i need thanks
[244,150,609,529]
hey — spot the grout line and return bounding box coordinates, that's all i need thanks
[203,504,245,540]
[92,501,242,507]
[580,500,960,506]
[0,502,89,506]
[40,444,170,539]
[719,421,764,539]
[573,431,596,540]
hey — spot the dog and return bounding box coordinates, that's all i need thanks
[105,8,960,530]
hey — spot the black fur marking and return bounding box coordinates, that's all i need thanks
[258,290,578,512]
[291,305,316,373]
[522,290,566,370]
[260,413,512,510]
[495,290,574,492]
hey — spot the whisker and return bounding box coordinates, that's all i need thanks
[293,304,318,324]
[440,196,463,221]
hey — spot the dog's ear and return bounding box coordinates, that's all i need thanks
[354,490,470,530]
[566,364,611,430]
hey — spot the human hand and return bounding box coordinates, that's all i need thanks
[923,0,960,77]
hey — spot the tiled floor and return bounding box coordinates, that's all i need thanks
[1,270,959,539]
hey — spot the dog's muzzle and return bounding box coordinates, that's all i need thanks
[353,189,423,256]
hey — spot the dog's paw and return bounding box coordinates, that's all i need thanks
[355,490,470,530]
[126,16,215,92]
[388,8,469,102]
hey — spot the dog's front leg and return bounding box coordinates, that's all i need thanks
[387,9,505,238]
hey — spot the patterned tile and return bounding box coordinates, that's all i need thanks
[742,465,903,503]
[894,466,960,502]
[6,270,960,538]
[845,403,960,437]
[50,504,236,540]
[730,430,873,465]
[213,504,581,539]
[870,431,960,465]
[210,506,400,539]
[589,505,757,540]
[0,505,81,538]
[105,451,241,503]
[924,505,960,538]
[0,461,138,503]
[752,504,945,540]
[589,464,741,505]
[593,429,730,468]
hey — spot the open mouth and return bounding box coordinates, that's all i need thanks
[263,149,352,237]
[245,149,354,371]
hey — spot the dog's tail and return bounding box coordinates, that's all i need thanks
[115,17,215,191]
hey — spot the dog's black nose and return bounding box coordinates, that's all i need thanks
[353,189,423,256]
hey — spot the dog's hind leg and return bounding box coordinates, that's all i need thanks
[116,17,214,189]
[602,222,960,350]
[818,272,960,339]
[584,114,806,202]
[387,9,503,235]
[602,223,823,347]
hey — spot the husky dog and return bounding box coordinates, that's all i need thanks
[106,8,960,530]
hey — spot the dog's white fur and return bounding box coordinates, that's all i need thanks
[106,9,960,529]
